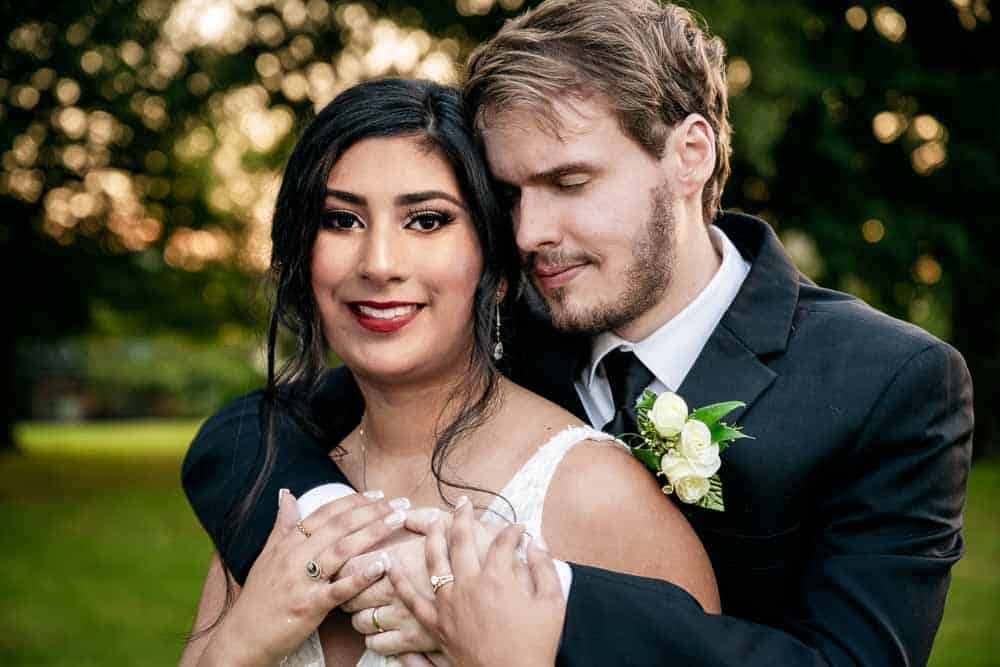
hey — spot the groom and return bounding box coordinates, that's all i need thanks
[183,0,973,664]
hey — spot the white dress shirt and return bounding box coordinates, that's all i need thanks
[576,225,751,427]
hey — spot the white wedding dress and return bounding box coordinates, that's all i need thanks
[279,425,619,667]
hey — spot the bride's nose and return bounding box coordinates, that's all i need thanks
[357,223,406,283]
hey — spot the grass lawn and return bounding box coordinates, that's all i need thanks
[929,462,1000,667]
[1,421,997,665]
[1,421,211,666]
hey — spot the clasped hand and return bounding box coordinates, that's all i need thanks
[340,502,565,667]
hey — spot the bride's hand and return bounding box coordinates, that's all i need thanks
[344,536,438,654]
[198,489,407,667]
[340,507,502,657]
[389,502,565,667]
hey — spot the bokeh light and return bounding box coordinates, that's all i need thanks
[872,6,907,42]
[845,6,868,30]
[727,58,752,96]
[872,111,907,143]
[862,219,885,243]
[913,254,943,285]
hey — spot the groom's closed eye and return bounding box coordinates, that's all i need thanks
[556,175,590,191]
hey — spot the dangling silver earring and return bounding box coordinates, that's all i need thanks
[493,299,504,361]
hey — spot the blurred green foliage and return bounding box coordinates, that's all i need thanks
[2,0,997,453]
[18,333,263,418]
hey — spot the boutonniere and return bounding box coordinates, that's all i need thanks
[624,390,752,511]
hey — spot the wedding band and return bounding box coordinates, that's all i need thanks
[371,606,385,633]
[430,574,455,594]
[305,559,324,580]
[295,520,312,538]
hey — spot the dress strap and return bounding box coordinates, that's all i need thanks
[482,426,623,536]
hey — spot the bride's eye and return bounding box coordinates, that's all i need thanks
[322,211,363,230]
[406,211,453,233]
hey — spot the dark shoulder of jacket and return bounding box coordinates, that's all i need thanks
[793,278,953,363]
[180,366,362,483]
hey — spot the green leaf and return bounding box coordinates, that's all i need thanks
[630,447,662,473]
[690,401,746,427]
[710,423,753,444]
[696,475,725,512]
[635,389,658,413]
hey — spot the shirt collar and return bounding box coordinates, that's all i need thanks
[582,225,750,391]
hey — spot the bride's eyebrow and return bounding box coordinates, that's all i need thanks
[395,191,466,210]
[324,188,466,211]
[325,188,365,205]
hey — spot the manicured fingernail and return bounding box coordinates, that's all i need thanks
[384,510,407,526]
[389,497,410,510]
[534,535,549,552]
[279,488,289,502]
[363,490,385,499]
[364,557,386,579]
[427,508,441,524]
[454,495,469,509]
[380,553,392,571]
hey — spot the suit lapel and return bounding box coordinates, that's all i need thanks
[676,325,776,422]
[678,213,802,423]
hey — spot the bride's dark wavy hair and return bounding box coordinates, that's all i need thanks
[218,78,520,596]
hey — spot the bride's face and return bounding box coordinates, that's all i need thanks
[311,134,483,386]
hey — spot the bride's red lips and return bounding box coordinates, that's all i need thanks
[351,301,421,308]
[347,301,424,333]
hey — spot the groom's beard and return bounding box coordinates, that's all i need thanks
[528,180,676,336]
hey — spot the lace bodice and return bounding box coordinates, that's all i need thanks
[280,425,619,667]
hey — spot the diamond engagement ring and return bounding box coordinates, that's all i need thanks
[305,559,324,580]
[430,574,455,594]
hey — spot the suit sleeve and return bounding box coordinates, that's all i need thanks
[558,342,974,667]
[181,373,357,584]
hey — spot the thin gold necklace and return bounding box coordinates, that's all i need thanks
[359,415,433,496]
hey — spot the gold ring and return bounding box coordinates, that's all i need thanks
[371,606,385,633]
[430,574,455,594]
[296,520,312,539]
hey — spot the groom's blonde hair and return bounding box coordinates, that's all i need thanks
[464,0,732,224]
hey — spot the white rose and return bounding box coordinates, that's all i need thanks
[677,420,721,478]
[660,452,712,504]
[673,475,711,504]
[649,392,688,438]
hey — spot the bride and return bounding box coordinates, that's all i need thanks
[179,78,719,667]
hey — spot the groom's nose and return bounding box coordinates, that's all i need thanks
[514,189,562,253]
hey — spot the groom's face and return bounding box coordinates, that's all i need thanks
[482,97,678,338]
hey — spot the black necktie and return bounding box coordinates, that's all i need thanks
[601,349,654,436]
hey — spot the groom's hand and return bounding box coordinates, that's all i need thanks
[389,503,563,667]
[340,508,502,613]
[339,529,430,613]
[339,507,503,657]
[341,533,439,655]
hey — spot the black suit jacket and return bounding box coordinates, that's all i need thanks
[182,213,973,666]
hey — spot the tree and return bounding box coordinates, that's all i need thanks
[3,0,996,456]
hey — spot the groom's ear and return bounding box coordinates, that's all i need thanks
[664,113,715,200]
